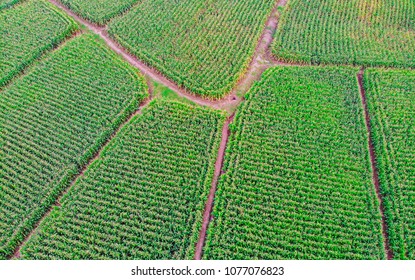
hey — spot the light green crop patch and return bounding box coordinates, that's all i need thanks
[273,0,415,68]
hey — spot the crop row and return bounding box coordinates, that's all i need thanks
[107,0,276,98]
[273,0,415,68]
[0,33,148,259]
[204,66,385,259]
[20,100,225,259]
[365,68,415,259]
[0,0,78,87]
[60,0,139,25]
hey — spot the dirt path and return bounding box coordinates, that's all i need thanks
[11,97,152,259]
[357,68,393,260]
[194,114,235,260]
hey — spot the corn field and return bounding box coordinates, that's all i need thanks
[364,68,415,259]
[0,0,77,87]
[273,0,415,68]
[20,100,225,260]
[0,33,148,259]
[107,0,275,98]
[204,66,385,259]
[60,0,139,25]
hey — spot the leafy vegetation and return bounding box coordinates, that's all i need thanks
[273,0,415,68]
[0,0,20,10]
[108,0,275,98]
[364,68,415,259]
[21,100,225,260]
[60,0,139,25]
[0,33,148,259]
[0,0,78,87]
[204,66,385,259]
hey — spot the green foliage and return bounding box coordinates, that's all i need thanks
[108,0,275,99]
[60,0,139,25]
[0,0,20,10]
[20,100,225,260]
[0,34,148,259]
[0,0,78,87]
[273,0,415,68]
[364,68,415,259]
[204,66,385,259]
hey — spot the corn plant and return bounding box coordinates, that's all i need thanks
[273,0,415,68]
[0,0,78,87]
[0,33,148,259]
[365,68,415,259]
[60,0,139,25]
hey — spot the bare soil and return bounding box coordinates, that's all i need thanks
[357,69,393,260]
[194,114,234,260]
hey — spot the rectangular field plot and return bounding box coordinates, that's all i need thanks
[0,34,148,259]
[20,100,225,259]
[60,0,139,25]
[204,66,385,259]
[108,0,275,98]
[273,0,415,68]
[365,69,415,259]
[0,0,77,87]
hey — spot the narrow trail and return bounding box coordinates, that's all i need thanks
[194,114,234,260]
[357,69,393,260]
[11,97,153,259]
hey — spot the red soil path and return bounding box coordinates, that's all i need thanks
[357,68,393,260]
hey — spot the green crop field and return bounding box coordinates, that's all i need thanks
[107,0,275,99]
[0,33,148,259]
[0,0,19,10]
[204,66,385,259]
[60,0,139,25]
[20,100,225,260]
[273,0,415,68]
[0,0,77,87]
[364,68,415,259]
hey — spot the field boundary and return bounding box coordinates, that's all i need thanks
[11,96,153,259]
[357,68,393,260]
[194,114,235,260]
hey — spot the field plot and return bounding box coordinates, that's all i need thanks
[20,100,225,260]
[60,0,139,25]
[273,0,415,68]
[365,69,415,259]
[204,66,385,259]
[0,0,77,87]
[108,0,275,98]
[0,33,148,259]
